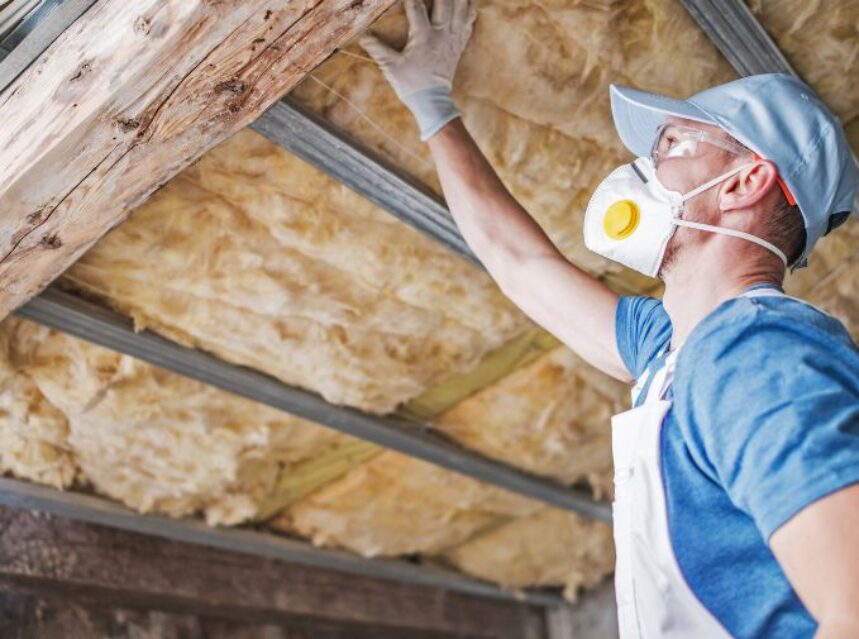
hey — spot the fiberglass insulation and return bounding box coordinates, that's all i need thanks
[441,507,615,601]
[62,130,530,416]
[431,346,626,488]
[273,347,627,553]
[293,0,858,332]
[292,0,736,288]
[1,0,857,599]
[0,318,357,526]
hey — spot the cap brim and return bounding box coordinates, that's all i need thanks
[610,84,717,157]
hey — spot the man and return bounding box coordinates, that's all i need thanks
[361,1,859,637]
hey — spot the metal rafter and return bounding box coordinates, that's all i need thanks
[0,6,608,603]
[16,287,611,522]
[680,0,859,211]
[0,0,99,94]
[251,96,481,266]
[679,0,797,77]
[0,0,609,523]
[0,476,566,607]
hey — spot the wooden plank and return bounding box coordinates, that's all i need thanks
[0,590,488,639]
[545,581,618,639]
[0,504,549,639]
[16,287,612,522]
[0,476,568,608]
[0,0,397,319]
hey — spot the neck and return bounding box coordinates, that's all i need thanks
[662,243,783,350]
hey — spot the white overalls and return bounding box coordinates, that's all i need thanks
[611,288,790,638]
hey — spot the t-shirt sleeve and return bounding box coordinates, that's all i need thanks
[615,295,673,379]
[674,303,859,541]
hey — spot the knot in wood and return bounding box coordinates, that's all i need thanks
[215,80,246,95]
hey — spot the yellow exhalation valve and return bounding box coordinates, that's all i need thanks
[603,200,640,240]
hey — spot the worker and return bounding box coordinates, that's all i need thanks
[360,0,859,636]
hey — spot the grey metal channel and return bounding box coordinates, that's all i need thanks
[0,476,568,607]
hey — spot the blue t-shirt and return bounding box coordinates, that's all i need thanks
[615,285,859,637]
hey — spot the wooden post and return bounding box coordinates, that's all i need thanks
[0,0,396,318]
[545,581,618,639]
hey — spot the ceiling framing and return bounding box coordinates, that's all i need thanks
[0,0,854,608]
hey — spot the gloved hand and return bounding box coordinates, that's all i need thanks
[359,0,476,141]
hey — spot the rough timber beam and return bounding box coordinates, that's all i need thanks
[680,0,859,212]
[0,476,566,608]
[16,287,613,522]
[0,0,397,320]
[0,2,611,525]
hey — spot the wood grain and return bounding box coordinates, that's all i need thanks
[0,0,396,318]
[0,505,548,639]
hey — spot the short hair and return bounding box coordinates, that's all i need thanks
[720,136,807,266]
[762,193,806,267]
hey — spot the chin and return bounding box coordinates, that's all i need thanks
[657,242,681,280]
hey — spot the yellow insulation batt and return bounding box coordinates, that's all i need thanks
[61,130,529,416]
[292,0,735,281]
[2,0,854,602]
[271,451,615,597]
[430,346,626,488]
[750,0,859,337]
[272,450,544,556]
[786,219,859,339]
[295,0,858,303]
[0,365,77,490]
[439,507,615,601]
[0,318,356,526]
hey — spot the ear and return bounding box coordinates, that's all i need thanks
[718,159,780,212]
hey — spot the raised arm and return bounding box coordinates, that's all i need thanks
[361,0,630,382]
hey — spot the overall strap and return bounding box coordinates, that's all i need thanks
[635,286,788,406]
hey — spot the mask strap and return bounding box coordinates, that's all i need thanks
[680,163,752,203]
[672,219,788,266]
[673,161,789,266]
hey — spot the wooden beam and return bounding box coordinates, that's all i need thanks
[0,504,549,639]
[0,0,397,319]
[545,581,618,639]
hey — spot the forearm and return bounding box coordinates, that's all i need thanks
[359,0,629,381]
[427,119,562,280]
[426,119,627,379]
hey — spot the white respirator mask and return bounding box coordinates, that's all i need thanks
[583,157,788,278]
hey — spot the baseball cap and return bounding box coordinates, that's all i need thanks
[608,73,858,268]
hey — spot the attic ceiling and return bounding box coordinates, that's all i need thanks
[0,0,856,602]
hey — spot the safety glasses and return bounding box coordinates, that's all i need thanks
[650,123,797,206]
[650,123,751,166]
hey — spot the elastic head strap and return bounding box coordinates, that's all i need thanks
[680,163,751,203]
[672,218,788,266]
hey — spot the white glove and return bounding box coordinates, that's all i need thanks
[360,0,476,141]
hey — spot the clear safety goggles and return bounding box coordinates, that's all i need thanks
[650,123,751,166]
[650,123,797,206]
